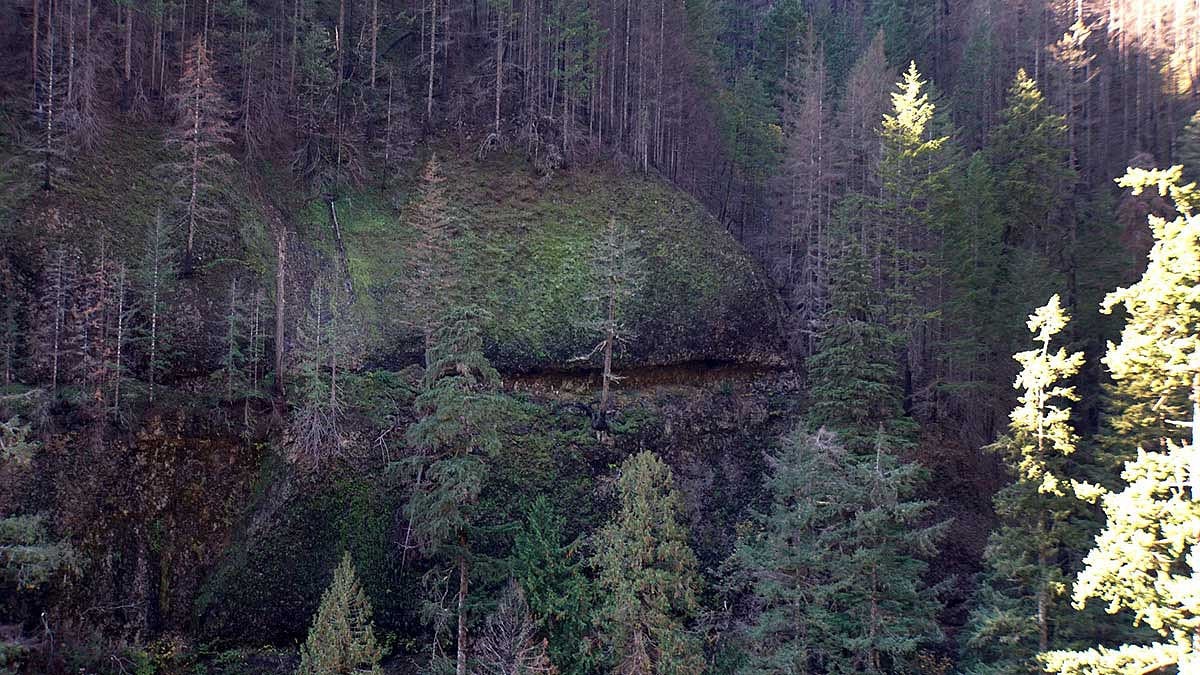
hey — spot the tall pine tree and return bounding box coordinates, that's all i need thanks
[961,295,1106,674]
[297,552,383,675]
[402,307,510,675]
[729,425,945,674]
[1042,165,1200,675]
[591,451,704,674]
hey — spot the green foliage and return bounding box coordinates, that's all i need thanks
[591,451,704,674]
[875,62,955,318]
[511,497,594,675]
[1098,166,1200,456]
[297,552,383,675]
[0,415,75,591]
[939,152,1005,400]
[730,427,945,674]
[1041,166,1200,673]
[987,69,1077,256]
[196,473,402,643]
[754,0,809,102]
[869,0,936,68]
[403,308,508,557]
[805,242,911,451]
[1176,110,1200,186]
[962,296,1105,674]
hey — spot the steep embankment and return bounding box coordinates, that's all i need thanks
[295,150,786,372]
[1,122,795,669]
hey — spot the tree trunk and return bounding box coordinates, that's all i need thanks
[1191,374,1199,501]
[273,224,286,399]
[370,0,378,88]
[32,0,40,84]
[427,0,437,121]
[494,7,503,134]
[456,545,469,675]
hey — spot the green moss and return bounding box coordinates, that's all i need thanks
[195,472,406,645]
[298,152,781,371]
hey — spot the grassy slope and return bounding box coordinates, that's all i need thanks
[7,124,783,376]
[301,150,785,372]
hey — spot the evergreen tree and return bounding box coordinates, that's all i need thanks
[987,69,1077,262]
[168,35,235,267]
[0,414,74,592]
[579,217,643,426]
[961,295,1100,674]
[868,0,936,69]
[402,307,510,675]
[985,71,1076,365]
[512,496,594,675]
[730,424,946,674]
[806,241,911,451]
[1041,166,1200,674]
[297,552,383,675]
[872,62,957,414]
[1178,110,1200,186]
[939,152,1005,433]
[591,451,704,674]
[135,210,177,404]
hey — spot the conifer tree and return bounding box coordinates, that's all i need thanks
[879,63,949,224]
[1042,166,1200,674]
[0,411,75,591]
[579,217,642,427]
[297,552,383,675]
[169,35,235,267]
[872,62,956,410]
[473,580,555,675]
[985,70,1076,346]
[987,69,1076,258]
[940,152,1005,429]
[869,0,936,69]
[730,424,946,675]
[961,295,1104,674]
[591,451,704,674]
[402,308,510,675]
[135,210,177,404]
[806,241,911,451]
[1178,110,1200,186]
[512,496,593,675]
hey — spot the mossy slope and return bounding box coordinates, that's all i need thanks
[302,151,785,372]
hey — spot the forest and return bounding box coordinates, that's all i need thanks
[1,0,1200,673]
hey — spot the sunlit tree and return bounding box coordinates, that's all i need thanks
[1041,166,1200,674]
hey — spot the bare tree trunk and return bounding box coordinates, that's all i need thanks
[370,0,379,88]
[427,0,437,121]
[113,264,125,415]
[494,6,503,134]
[456,545,469,675]
[274,225,287,399]
[32,0,40,84]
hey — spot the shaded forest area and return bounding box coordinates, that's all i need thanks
[2,0,1200,673]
